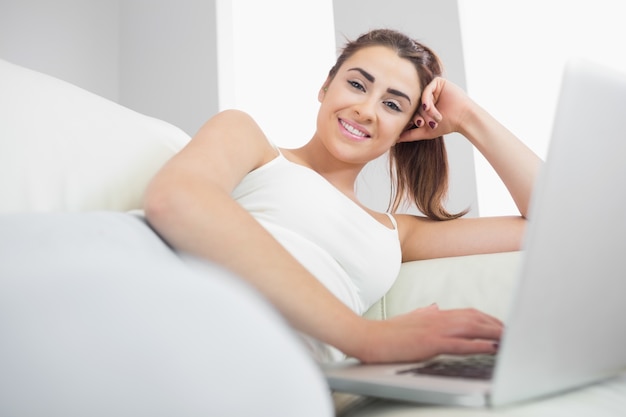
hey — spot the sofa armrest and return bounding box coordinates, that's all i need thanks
[0,212,333,416]
[0,59,190,213]
[364,252,521,321]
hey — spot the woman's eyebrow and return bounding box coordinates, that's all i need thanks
[387,88,412,104]
[347,67,412,104]
[348,67,375,83]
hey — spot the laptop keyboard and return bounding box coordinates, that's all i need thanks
[396,354,496,380]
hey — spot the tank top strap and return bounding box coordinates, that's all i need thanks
[384,212,398,230]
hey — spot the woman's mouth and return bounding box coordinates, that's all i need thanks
[339,119,370,141]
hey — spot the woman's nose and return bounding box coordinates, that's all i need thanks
[352,97,376,122]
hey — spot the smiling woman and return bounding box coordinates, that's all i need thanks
[143,28,541,365]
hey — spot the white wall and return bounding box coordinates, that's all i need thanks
[0,0,219,136]
[8,1,621,218]
[0,0,120,102]
[459,0,626,216]
[215,0,336,148]
[119,0,219,136]
[0,0,478,216]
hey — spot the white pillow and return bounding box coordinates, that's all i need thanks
[0,59,191,213]
[0,211,334,416]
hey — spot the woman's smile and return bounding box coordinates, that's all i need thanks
[339,118,370,141]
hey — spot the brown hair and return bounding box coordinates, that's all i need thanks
[328,29,467,220]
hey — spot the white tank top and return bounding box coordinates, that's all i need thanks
[232,151,402,316]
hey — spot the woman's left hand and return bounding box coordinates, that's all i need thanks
[398,77,473,142]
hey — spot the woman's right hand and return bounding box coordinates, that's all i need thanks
[353,304,502,364]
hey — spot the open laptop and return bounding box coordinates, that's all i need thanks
[322,58,626,407]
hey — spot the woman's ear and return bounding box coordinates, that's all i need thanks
[318,78,331,102]
[318,85,329,102]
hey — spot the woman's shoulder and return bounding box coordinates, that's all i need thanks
[197,109,278,161]
[208,109,270,144]
[166,110,278,187]
[211,108,258,125]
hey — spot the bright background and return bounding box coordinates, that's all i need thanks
[216,0,626,216]
[459,0,626,215]
[2,0,625,216]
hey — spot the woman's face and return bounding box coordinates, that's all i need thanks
[316,45,421,164]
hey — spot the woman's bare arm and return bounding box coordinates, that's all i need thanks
[399,79,542,261]
[144,110,367,354]
[144,109,502,363]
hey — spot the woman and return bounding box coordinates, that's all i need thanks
[144,29,541,364]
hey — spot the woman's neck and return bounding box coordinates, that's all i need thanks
[281,139,365,199]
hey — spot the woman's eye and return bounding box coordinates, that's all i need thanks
[349,80,365,92]
[384,101,401,112]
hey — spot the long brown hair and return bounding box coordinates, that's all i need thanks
[328,29,467,220]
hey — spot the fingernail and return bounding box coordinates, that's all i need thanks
[416,119,422,127]
[428,121,436,129]
[422,103,427,110]
[493,342,500,350]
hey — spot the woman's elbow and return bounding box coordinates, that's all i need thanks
[143,178,180,232]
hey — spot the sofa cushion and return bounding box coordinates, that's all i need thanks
[0,211,333,416]
[364,252,521,321]
[0,59,191,213]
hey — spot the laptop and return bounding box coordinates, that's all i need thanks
[322,58,626,407]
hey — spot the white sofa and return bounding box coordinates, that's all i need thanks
[0,58,530,416]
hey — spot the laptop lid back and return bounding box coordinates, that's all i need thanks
[490,59,626,405]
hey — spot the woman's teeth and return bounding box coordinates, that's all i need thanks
[341,120,367,137]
